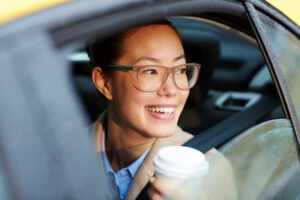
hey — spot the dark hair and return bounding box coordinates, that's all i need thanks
[86,33,126,73]
[86,19,180,72]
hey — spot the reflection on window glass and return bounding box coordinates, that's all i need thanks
[221,119,300,199]
[258,12,300,121]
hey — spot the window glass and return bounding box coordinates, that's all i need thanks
[221,119,300,199]
[258,12,300,121]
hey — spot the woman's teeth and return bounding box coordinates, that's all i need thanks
[146,107,175,114]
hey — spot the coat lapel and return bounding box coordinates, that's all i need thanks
[93,111,107,153]
[93,112,193,200]
[126,127,193,200]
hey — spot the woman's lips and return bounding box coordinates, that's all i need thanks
[145,106,176,120]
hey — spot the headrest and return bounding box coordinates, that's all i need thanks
[179,29,220,105]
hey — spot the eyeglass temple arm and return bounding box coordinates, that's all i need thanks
[106,65,134,70]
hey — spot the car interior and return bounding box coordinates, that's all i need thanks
[70,16,285,152]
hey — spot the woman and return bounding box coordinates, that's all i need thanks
[87,20,236,200]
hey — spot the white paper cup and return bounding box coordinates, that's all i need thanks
[153,146,209,199]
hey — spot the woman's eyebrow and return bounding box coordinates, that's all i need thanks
[174,54,186,61]
[135,57,159,63]
[135,55,186,63]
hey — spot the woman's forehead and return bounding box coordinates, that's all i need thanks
[120,25,184,63]
[126,24,178,40]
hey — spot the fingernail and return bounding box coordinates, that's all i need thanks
[149,176,155,183]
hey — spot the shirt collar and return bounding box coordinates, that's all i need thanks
[101,129,150,178]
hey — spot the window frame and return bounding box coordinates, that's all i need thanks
[245,0,300,148]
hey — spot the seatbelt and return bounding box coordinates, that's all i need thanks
[183,95,279,153]
[136,182,151,200]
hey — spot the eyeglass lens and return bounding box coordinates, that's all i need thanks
[136,64,199,92]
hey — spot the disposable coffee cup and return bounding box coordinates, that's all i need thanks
[153,146,209,199]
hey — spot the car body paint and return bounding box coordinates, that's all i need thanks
[0,0,70,25]
[266,0,300,26]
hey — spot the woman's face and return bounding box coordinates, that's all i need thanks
[107,25,189,138]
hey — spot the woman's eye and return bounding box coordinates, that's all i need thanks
[142,68,158,74]
[176,67,186,74]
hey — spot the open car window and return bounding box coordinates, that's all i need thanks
[70,14,299,199]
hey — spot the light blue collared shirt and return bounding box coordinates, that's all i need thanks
[102,131,150,199]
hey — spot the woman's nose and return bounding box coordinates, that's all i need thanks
[157,73,177,96]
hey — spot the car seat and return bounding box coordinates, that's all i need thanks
[178,29,220,133]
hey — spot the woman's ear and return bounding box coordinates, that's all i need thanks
[91,67,113,101]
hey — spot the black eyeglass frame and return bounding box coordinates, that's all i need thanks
[106,63,201,92]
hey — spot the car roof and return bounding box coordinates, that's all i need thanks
[0,0,299,27]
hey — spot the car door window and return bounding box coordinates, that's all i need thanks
[41,7,300,199]
[257,11,300,123]
[253,12,300,134]
[70,14,298,199]
[221,119,300,199]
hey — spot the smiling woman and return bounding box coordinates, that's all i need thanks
[85,19,237,200]
[87,21,193,199]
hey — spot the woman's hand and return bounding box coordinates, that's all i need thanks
[147,177,173,200]
[147,176,205,200]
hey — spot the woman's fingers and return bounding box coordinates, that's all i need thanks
[147,177,173,200]
[151,177,173,195]
[147,187,162,200]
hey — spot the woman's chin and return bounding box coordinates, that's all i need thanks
[144,125,176,138]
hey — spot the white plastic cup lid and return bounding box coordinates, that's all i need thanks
[153,146,209,178]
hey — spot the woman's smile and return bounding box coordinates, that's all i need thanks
[145,105,176,120]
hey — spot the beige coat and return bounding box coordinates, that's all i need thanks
[92,112,237,200]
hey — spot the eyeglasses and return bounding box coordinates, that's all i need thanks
[106,63,201,92]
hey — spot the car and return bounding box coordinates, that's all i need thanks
[0,0,299,199]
